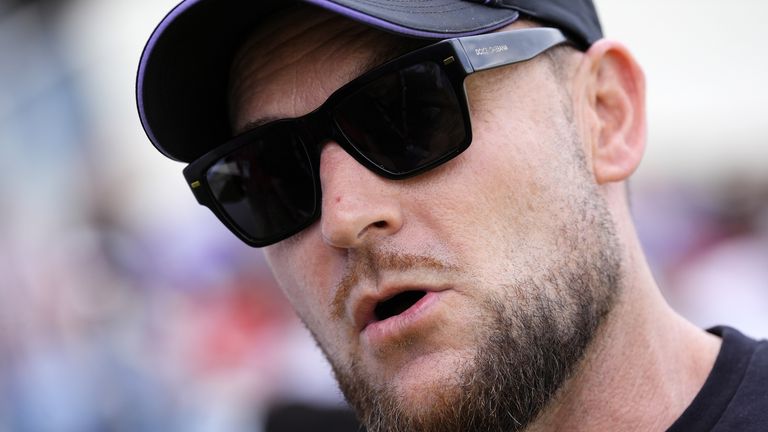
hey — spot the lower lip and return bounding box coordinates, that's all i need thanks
[362,291,442,346]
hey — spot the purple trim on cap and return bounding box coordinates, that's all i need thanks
[136,0,205,160]
[304,0,519,39]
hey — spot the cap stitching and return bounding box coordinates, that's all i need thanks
[353,0,473,14]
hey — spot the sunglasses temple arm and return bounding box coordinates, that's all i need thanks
[456,28,568,72]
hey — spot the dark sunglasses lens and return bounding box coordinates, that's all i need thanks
[333,61,467,175]
[205,126,317,243]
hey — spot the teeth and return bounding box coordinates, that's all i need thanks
[373,291,426,321]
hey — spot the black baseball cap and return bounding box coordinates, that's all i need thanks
[137,0,602,163]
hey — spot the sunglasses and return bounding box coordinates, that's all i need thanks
[184,27,569,247]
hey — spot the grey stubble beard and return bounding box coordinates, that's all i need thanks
[329,192,622,432]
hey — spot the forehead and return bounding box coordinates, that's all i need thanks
[229,6,421,133]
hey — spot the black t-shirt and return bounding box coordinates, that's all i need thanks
[667,326,768,431]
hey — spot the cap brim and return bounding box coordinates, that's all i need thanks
[137,0,519,162]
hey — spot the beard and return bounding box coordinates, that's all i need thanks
[325,184,623,432]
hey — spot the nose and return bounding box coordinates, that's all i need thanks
[319,143,404,249]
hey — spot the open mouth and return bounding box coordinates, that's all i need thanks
[373,290,427,322]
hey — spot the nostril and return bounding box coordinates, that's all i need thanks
[373,221,387,228]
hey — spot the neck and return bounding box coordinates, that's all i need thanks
[529,228,722,432]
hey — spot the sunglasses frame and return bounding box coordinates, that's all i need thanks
[183,27,570,247]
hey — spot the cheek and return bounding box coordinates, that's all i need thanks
[263,246,303,309]
[448,124,555,227]
[263,239,335,322]
[415,94,581,272]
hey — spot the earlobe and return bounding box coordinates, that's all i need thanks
[583,40,647,184]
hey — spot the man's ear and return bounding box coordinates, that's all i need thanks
[579,39,646,184]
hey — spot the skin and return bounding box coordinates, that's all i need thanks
[230,6,723,431]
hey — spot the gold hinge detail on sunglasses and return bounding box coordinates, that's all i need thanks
[443,56,455,65]
[190,181,201,189]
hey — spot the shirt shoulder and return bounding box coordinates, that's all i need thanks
[667,326,768,432]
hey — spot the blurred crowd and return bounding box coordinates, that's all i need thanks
[1,0,766,431]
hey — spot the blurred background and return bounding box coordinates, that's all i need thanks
[1,0,766,430]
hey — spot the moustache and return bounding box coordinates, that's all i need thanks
[330,249,456,321]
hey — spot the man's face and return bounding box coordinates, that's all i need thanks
[232,7,623,431]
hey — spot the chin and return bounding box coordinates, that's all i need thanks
[381,348,470,406]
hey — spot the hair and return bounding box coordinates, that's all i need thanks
[543,44,579,81]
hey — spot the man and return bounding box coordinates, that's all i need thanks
[137,1,768,430]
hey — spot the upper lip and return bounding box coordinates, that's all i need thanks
[350,282,449,332]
